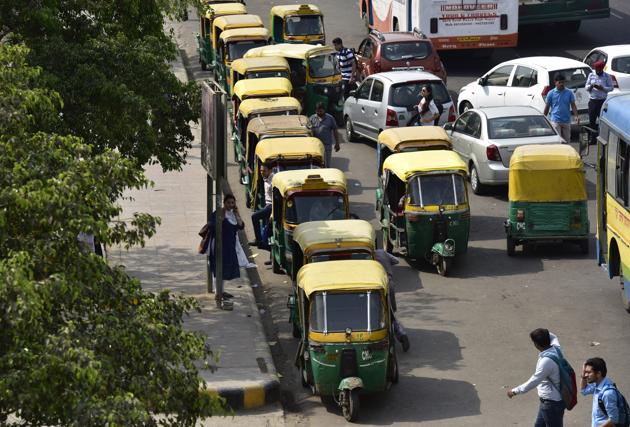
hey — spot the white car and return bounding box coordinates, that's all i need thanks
[444,106,565,194]
[457,57,592,125]
[584,45,630,92]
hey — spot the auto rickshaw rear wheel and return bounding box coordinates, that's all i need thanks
[341,389,360,422]
[300,359,310,388]
[388,352,399,384]
[292,321,300,338]
[436,257,452,276]
[621,280,630,313]
[381,228,393,253]
[272,253,283,274]
[507,237,516,256]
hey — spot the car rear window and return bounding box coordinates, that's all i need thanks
[389,81,450,108]
[612,56,630,74]
[381,42,431,61]
[547,67,590,89]
[488,115,556,139]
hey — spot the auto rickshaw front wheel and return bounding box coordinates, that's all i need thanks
[507,237,516,256]
[388,352,399,385]
[436,256,452,276]
[341,389,360,422]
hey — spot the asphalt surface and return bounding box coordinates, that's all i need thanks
[180,1,630,425]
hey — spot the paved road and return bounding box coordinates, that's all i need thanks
[179,1,630,425]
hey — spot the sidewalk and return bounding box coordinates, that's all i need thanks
[109,50,281,416]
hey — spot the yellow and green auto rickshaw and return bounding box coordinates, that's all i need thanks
[271,168,349,274]
[379,150,470,276]
[505,144,589,256]
[232,76,293,120]
[233,95,301,171]
[214,27,271,94]
[244,43,343,122]
[229,56,291,94]
[295,259,398,422]
[210,14,264,73]
[196,2,247,71]
[270,4,325,45]
[248,136,325,210]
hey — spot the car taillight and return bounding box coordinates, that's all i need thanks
[448,105,456,122]
[386,108,399,126]
[611,75,619,89]
[541,85,552,98]
[516,209,525,222]
[486,144,501,161]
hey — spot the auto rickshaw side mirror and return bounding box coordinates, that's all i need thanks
[443,122,453,131]
[348,90,357,98]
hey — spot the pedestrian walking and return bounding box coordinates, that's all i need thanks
[585,61,614,130]
[543,74,579,143]
[248,163,273,249]
[309,102,340,167]
[374,248,410,352]
[581,357,630,427]
[205,194,245,288]
[332,37,356,96]
[507,328,566,427]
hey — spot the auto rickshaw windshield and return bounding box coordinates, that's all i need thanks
[285,15,323,36]
[309,53,338,78]
[408,174,466,207]
[310,291,385,333]
[286,193,345,223]
[228,40,267,61]
[246,70,290,79]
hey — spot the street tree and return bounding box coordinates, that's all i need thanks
[0,0,200,171]
[0,44,226,426]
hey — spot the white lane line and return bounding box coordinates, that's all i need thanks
[611,12,622,19]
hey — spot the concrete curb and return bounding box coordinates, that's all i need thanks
[202,380,281,410]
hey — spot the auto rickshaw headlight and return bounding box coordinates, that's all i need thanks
[516,209,525,222]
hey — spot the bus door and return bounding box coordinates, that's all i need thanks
[597,133,608,266]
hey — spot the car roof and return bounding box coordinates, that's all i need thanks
[474,106,544,119]
[371,31,430,43]
[501,56,589,70]
[372,70,444,83]
[592,45,630,57]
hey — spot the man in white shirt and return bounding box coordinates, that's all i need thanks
[249,163,273,249]
[507,328,565,427]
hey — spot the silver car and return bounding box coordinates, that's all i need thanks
[444,106,565,194]
[343,70,455,143]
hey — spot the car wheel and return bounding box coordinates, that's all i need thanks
[469,163,485,195]
[507,237,516,256]
[345,117,358,142]
[460,101,473,115]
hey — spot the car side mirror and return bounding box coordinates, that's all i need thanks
[349,90,357,98]
[478,77,486,86]
[443,122,453,131]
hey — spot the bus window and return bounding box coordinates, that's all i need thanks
[616,139,630,206]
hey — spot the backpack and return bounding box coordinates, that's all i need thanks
[544,347,578,410]
[598,384,630,427]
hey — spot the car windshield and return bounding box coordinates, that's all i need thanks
[548,67,590,89]
[285,193,346,223]
[309,291,385,333]
[285,15,323,36]
[381,41,430,61]
[389,81,450,108]
[408,174,466,207]
[488,115,556,139]
[612,56,630,74]
[246,70,290,79]
[228,40,267,61]
[309,53,339,78]
[310,251,372,262]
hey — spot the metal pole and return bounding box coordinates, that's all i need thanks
[207,174,214,294]
[215,178,223,304]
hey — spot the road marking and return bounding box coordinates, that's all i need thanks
[611,12,622,19]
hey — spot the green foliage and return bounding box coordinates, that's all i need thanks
[1,0,201,171]
[0,44,227,425]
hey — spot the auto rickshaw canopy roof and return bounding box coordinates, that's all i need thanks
[378,127,451,151]
[297,260,388,298]
[231,57,290,75]
[270,4,322,18]
[383,150,468,181]
[508,144,587,202]
[204,3,246,19]
[272,168,347,195]
[247,114,309,136]
[255,137,324,162]
[219,27,270,42]
[293,219,375,251]
[244,43,335,60]
[233,77,293,100]
[238,96,302,117]
[213,14,264,31]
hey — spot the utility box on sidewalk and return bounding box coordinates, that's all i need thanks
[200,81,228,303]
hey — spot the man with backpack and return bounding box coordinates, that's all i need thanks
[507,329,572,427]
[581,357,630,427]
